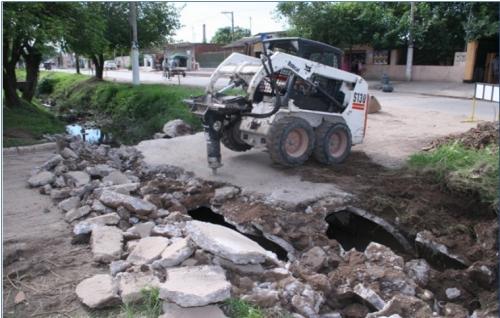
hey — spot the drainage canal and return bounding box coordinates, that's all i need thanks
[326,206,470,271]
[188,206,289,261]
[66,123,114,145]
[325,206,412,255]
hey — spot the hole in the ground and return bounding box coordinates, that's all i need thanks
[188,206,289,261]
[325,207,409,254]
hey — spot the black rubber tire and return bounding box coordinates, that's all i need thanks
[221,121,252,152]
[267,117,315,166]
[313,122,352,164]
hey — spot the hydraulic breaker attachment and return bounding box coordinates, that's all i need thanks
[202,110,224,174]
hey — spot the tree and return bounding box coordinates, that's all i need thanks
[3,2,69,106]
[211,26,251,44]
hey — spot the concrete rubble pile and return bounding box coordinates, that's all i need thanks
[27,134,497,318]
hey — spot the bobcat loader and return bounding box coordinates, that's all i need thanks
[184,37,369,174]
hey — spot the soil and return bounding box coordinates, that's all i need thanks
[2,150,109,318]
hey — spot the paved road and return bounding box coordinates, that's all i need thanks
[53,68,497,120]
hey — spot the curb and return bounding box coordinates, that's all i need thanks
[3,142,57,156]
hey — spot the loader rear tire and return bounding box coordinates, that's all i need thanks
[267,117,315,166]
[221,121,252,152]
[313,122,352,164]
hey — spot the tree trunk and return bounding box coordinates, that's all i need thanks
[75,53,80,74]
[21,46,42,102]
[92,53,104,80]
[3,36,22,107]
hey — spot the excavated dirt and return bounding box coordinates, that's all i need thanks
[424,121,499,150]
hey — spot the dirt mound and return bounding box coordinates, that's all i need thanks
[424,121,499,150]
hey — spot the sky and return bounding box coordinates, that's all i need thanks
[172,2,288,43]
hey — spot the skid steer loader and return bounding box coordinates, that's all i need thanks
[184,37,369,174]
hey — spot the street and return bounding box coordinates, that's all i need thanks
[54,67,498,121]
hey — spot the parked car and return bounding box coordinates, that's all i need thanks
[104,60,117,70]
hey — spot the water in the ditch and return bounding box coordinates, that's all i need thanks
[188,206,289,261]
[66,124,112,144]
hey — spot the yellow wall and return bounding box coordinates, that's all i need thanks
[463,41,478,82]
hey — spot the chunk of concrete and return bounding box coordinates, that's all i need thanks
[103,171,131,185]
[353,283,386,311]
[61,147,78,159]
[91,226,123,263]
[152,224,183,238]
[117,272,160,304]
[73,213,121,235]
[75,274,119,308]
[110,260,131,276]
[186,220,270,264]
[365,242,404,268]
[58,196,80,212]
[99,190,156,215]
[212,186,239,204]
[127,236,170,265]
[28,171,55,187]
[404,259,431,286]
[65,205,91,222]
[159,265,231,307]
[162,119,192,137]
[127,221,155,238]
[153,238,194,268]
[65,171,90,187]
[160,302,228,318]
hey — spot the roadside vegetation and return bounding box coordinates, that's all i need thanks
[120,288,162,318]
[409,131,499,210]
[3,99,65,147]
[41,72,203,144]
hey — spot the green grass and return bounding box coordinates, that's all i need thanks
[408,141,499,209]
[43,71,203,144]
[120,287,162,318]
[3,99,65,147]
[224,299,265,318]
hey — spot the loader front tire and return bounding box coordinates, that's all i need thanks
[313,122,352,164]
[221,121,252,152]
[267,117,315,166]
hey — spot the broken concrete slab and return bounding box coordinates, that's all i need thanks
[212,186,239,205]
[110,260,131,276]
[353,283,386,311]
[127,236,170,265]
[127,221,155,238]
[364,242,404,268]
[61,147,78,159]
[86,164,115,178]
[28,171,55,187]
[65,205,91,222]
[99,190,156,216]
[73,213,121,235]
[75,274,119,308]
[153,237,194,268]
[404,259,431,287]
[160,302,228,318]
[159,265,231,307]
[103,171,131,185]
[65,171,90,187]
[136,134,350,207]
[117,272,160,304]
[365,295,432,318]
[415,230,470,269]
[162,119,192,138]
[152,224,183,238]
[58,196,80,212]
[91,226,123,263]
[186,220,271,264]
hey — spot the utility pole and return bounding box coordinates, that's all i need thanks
[202,24,207,43]
[221,11,234,41]
[130,2,140,85]
[249,17,252,35]
[405,1,415,82]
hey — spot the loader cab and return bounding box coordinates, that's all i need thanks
[263,37,343,68]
